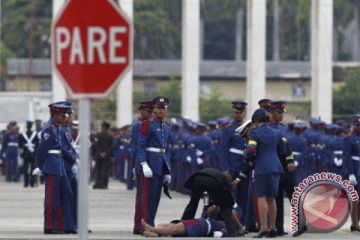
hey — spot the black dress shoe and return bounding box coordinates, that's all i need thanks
[64,230,77,234]
[44,229,65,234]
[351,225,360,232]
[253,230,270,238]
[269,229,277,238]
[133,230,142,235]
[247,227,260,233]
[277,231,288,236]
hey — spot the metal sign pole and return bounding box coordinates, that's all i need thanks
[78,98,90,240]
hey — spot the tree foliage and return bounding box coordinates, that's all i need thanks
[199,87,232,123]
[134,0,181,59]
[333,67,360,122]
[0,43,15,65]
[2,0,52,58]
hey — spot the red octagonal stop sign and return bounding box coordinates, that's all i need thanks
[52,0,132,99]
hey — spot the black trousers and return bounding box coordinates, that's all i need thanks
[275,171,296,233]
[94,158,111,188]
[23,157,36,187]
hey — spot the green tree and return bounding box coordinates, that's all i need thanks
[0,42,15,65]
[201,0,245,22]
[2,0,52,58]
[333,67,360,122]
[134,0,181,59]
[199,87,232,123]
[0,42,15,91]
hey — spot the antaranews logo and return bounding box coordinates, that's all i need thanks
[291,172,358,237]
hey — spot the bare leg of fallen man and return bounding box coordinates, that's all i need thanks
[141,219,186,237]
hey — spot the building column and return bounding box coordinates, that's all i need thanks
[182,0,200,121]
[353,3,360,61]
[117,0,133,127]
[311,0,333,123]
[235,10,244,61]
[246,0,267,117]
[273,0,280,61]
[52,0,66,102]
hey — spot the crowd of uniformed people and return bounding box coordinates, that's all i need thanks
[1,97,360,237]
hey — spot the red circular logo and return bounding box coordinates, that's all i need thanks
[302,183,348,230]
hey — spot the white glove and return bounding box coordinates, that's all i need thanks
[334,157,339,166]
[71,164,79,178]
[186,156,192,163]
[213,231,224,238]
[141,162,153,178]
[196,157,204,165]
[349,174,357,186]
[164,174,171,184]
[294,160,299,167]
[32,168,42,176]
[196,149,203,157]
[338,159,343,167]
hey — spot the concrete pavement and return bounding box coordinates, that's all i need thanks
[0,177,360,239]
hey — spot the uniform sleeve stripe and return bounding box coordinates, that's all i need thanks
[247,147,256,153]
[249,140,257,146]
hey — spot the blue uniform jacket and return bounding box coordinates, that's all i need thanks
[341,132,360,178]
[124,132,133,160]
[132,118,143,171]
[287,134,306,153]
[36,119,65,176]
[114,135,124,162]
[246,124,286,176]
[269,122,287,137]
[61,126,78,172]
[136,118,172,176]
[1,132,19,160]
[188,134,215,167]
[219,123,247,173]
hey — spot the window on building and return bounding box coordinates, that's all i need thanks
[292,83,306,98]
[143,83,157,94]
[40,81,52,91]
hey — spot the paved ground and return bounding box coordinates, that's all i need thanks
[1,177,360,240]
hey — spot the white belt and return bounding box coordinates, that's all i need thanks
[292,152,300,156]
[48,150,61,154]
[351,156,360,161]
[229,148,244,155]
[333,151,343,155]
[146,147,166,153]
[205,219,211,236]
[8,142,18,147]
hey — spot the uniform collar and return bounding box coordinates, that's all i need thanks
[155,117,163,122]
[233,120,242,126]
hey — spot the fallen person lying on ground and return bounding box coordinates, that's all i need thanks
[141,205,245,237]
